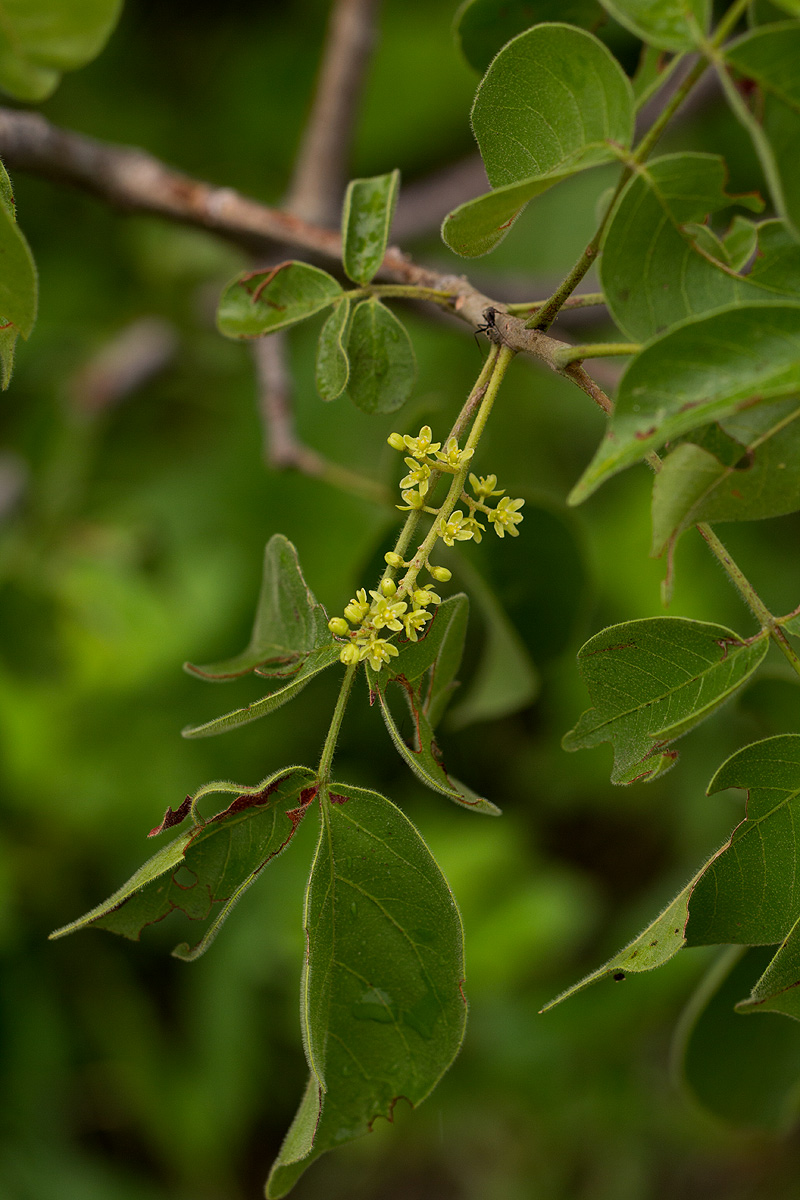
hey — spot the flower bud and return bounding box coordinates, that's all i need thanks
[380,578,397,597]
[339,643,361,665]
[387,432,405,451]
[384,552,404,568]
[328,617,349,637]
[430,565,452,583]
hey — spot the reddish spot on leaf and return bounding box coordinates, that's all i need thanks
[329,792,349,805]
[635,426,657,441]
[211,777,282,823]
[149,795,192,837]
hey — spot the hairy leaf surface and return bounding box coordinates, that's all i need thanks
[598,0,709,49]
[563,618,768,784]
[184,534,330,680]
[266,784,467,1197]
[341,171,399,285]
[570,303,800,504]
[442,24,634,256]
[651,399,800,556]
[217,262,343,338]
[50,768,316,956]
[345,297,415,414]
[687,735,800,946]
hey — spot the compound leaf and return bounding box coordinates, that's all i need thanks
[345,297,415,415]
[50,768,317,956]
[442,23,634,256]
[315,298,351,401]
[0,0,122,101]
[651,398,800,557]
[266,784,467,1197]
[341,170,399,285]
[598,0,709,50]
[687,735,800,946]
[217,261,343,339]
[185,534,330,680]
[570,303,800,504]
[600,153,771,342]
[563,618,769,784]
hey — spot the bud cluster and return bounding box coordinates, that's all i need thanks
[327,424,524,670]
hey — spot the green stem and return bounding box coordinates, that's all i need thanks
[506,292,605,316]
[349,284,456,306]
[317,663,357,783]
[399,345,515,595]
[555,342,640,367]
[697,523,800,680]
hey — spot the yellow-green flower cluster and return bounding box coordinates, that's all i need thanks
[327,424,524,671]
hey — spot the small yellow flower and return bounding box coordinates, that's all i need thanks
[343,588,370,624]
[403,607,432,641]
[400,457,431,492]
[387,432,406,451]
[469,472,504,499]
[436,437,474,469]
[368,594,408,631]
[403,425,441,460]
[412,587,441,608]
[361,637,400,672]
[397,488,427,511]
[438,510,475,547]
[461,514,486,544]
[488,496,525,538]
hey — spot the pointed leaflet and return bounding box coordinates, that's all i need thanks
[598,0,709,50]
[50,768,316,956]
[453,0,604,74]
[341,171,399,285]
[266,784,467,1198]
[563,618,768,785]
[182,643,341,738]
[315,298,350,401]
[0,0,122,102]
[675,946,800,1131]
[345,297,415,415]
[217,261,343,339]
[441,24,634,257]
[721,24,800,238]
[600,154,775,343]
[185,534,330,680]
[651,398,800,557]
[541,853,719,1010]
[570,302,800,504]
[737,917,800,1021]
[687,735,800,946]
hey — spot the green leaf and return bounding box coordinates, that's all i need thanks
[344,297,416,415]
[563,618,769,785]
[341,170,399,285]
[453,0,604,74]
[181,643,341,739]
[0,0,122,102]
[722,24,800,238]
[441,23,634,257]
[723,214,760,270]
[600,153,772,342]
[217,261,343,339]
[598,0,709,50]
[737,918,800,1021]
[541,854,716,1010]
[448,564,539,730]
[266,784,467,1197]
[0,163,36,387]
[687,734,800,946]
[651,398,800,557]
[315,298,351,401]
[185,534,330,680]
[570,303,800,504]
[50,768,317,955]
[675,946,800,1130]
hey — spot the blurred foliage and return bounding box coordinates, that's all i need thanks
[3,1,800,1197]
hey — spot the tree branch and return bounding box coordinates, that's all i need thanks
[0,108,613,403]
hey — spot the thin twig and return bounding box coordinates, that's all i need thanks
[286,0,381,225]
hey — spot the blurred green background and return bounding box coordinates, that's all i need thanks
[3,2,800,1197]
